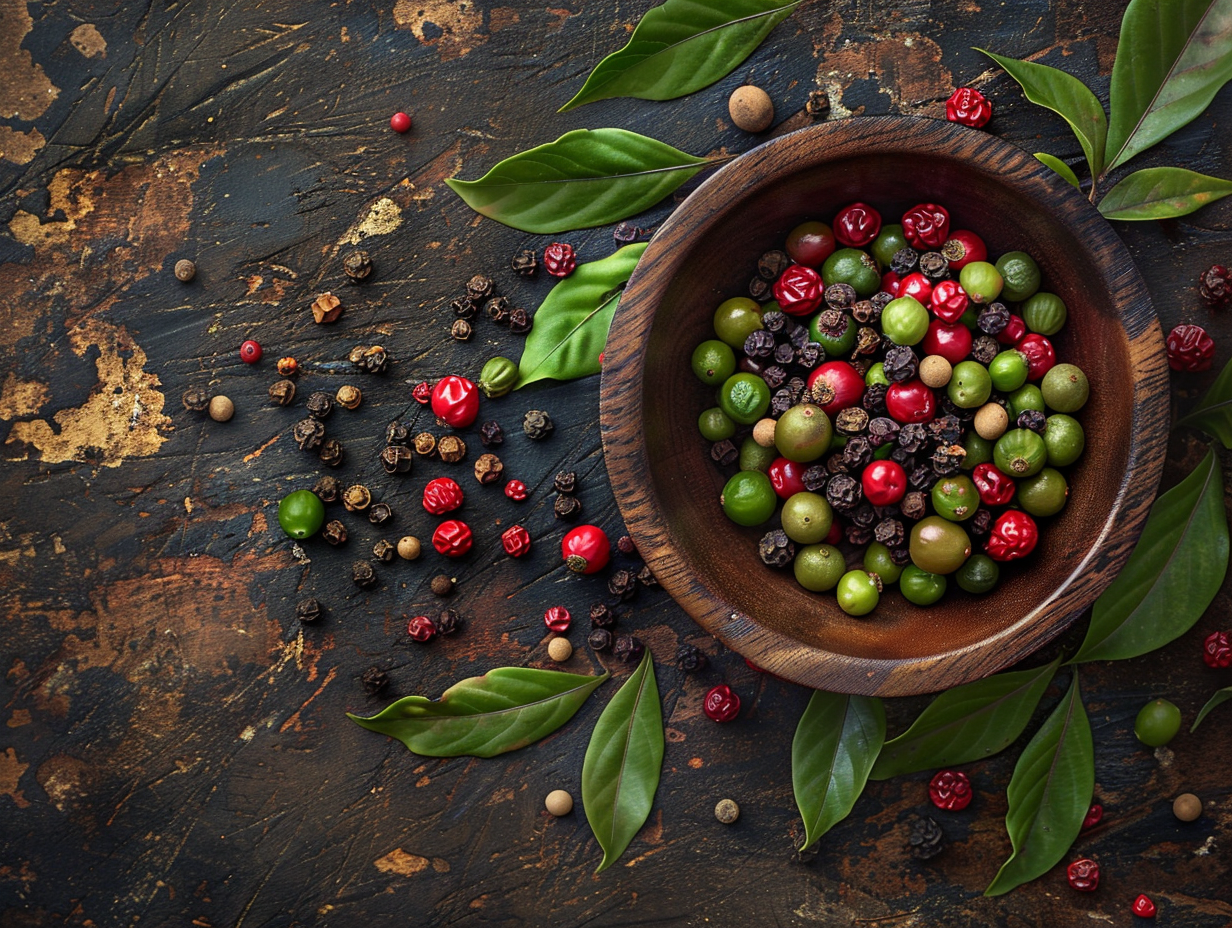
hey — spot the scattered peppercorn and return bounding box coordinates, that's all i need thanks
[208,395,235,422]
[342,249,373,282]
[451,297,478,320]
[450,319,473,341]
[590,602,617,628]
[714,799,740,824]
[636,565,658,588]
[547,637,573,662]
[501,524,532,557]
[360,666,388,695]
[397,535,422,560]
[554,494,582,521]
[704,684,741,722]
[438,435,467,463]
[509,308,532,335]
[182,387,211,412]
[318,438,344,467]
[380,444,414,474]
[728,85,774,132]
[1199,264,1232,307]
[543,242,577,277]
[352,562,378,589]
[711,439,739,465]
[613,635,644,664]
[174,258,196,282]
[945,87,992,128]
[474,453,504,485]
[675,643,708,673]
[1066,858,1100,892]
[1132,894,1157,919]
[523,409,554,440]
[907,814,945,859]
[1081,803,1103,830]
[357,345,390,374]
[1203,629,1232,667]
[484,296,510,324]
[430,574,455,596]
[412,381,433,404]
[432,519,473,557]
[608,569,638,601]
[335,385,362,410]
[368,502,393,525]
[296,598,323,623]
[437,609,463,636]
[313,475,342,503]
[390,111,412,133]
[588,628,614,651]
[413,432,437,457]
[305,392,333,419]
[268,380,296,406]
[342,484,372,512]
[928,770,972,811]
[478,420,504,448]
[407,614,436,642]
[240,340,263,364]
[511,249,537,276]
[1173,792,1202,821]
[544,606,572,633]
[1167,323,1216,371]
[311,292,343,324]
[466,274,494,301]
[504,479,528,501]
[386,421,411,446]
[545,789,573,816]
[554,471,578,494]
[372,539,396,563]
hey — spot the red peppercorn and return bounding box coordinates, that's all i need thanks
[928,769,973,811]
[240,339,263,364]
[1016,333,1057,380]
[412,381,433,404]
[930,279,969,323]
[897,272,934,306]
[807,360,865,415]
[407,614,436,642]
[561,524,611,574]
[885,379,937,424]
[972,463,1016,506]
[1082,803,1104,830]
[942,229,987,270]
[945,87,993,128]
[504,479,528,501]
[902,203,951,249]
[703,684,741,722]
[996,314,1027,346]
[824,520,843,546]
[833,202,881,247]
[390,111,412,133]
[501,524,531,558]
[773,264,825,316]
[544,606,572,633]
[432,519,473,557]
[423,477,464,515]
[1166,324,1216,372]
[543,242,577,277]
[861,460,907,506]
[986,510,1038,562]
[431,375,480,428]
[1132,894,1157,918]
[768,457,808,499]
[1066,858,1100,892]
[1203,629,1232,668]
[881,270,901,297]
[921,319,972,365]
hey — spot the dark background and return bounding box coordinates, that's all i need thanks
[1,1,1229,925]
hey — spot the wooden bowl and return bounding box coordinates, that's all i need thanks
[600,116,1168,696]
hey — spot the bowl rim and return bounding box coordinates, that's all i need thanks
[599,114,1169,696]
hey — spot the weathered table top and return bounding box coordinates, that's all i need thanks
[2,1,1230,925]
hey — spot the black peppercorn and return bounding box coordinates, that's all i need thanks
[883,346,919,383]
[835,407,870,435]
[759,529,795,567]
[352,562,378,589]
[802,464,828,492]
[897,423,928,453]
[711,439,739,465]
[762,311,787,333]
[851,299,881,325]
[841,436,874,470]
[182,386,211,412]
[553,471,578,494]
[588,628,614,652]
[451,319,473,341]
[928,415,963,446]
[466,274,494,301]
[372,539,396,562]
[845,524,873,546]
[509,307,532,334]
[613,635,644,664]
[890,247,920,276]
[268,380,296,406]
[851,502,877,527]
[451,297,478,320]
[1017,410,1048,434]
[757,250,791,280]
[910,464,938,489]
[385,421,411,446]
[770,390,794,417]
[918,251,949,280]
[368,502,394,525]
[773,341,796,367]
[589,602,617,628]
[852,326,881,358]
[511,249,537,276]
[296,598,323,623]
[824,283,857,310]
[318,438,344,467]
[484,296,510,324]
[322,520,348,545]
[900,491,927,521]
[554,494,582,521]
[675,643,708,673]
[523,409,554,440]
[969,508,993,537]
[437,609,463,636]
[636,565,658,588]
[970,335,999,365]
[868,417,900,447]
[343,249,373,282]
[796,342,823,368]
[479,420,504,447]
[977,302,1010,335]
[874,518,905,548]
[744,329,776,358]
[748,276,771,300]
[342,484,372,512]
[360,666,388,695]
[908,814,945,860]
[614,221,645,243]
[293,417,326,452]
[826,474,861,511]
[608,569,638,601]
[413,432,437,457]
[474,453,503,485]
[313,476,341,503]
[359,345,389,374]
[380,444,414,474]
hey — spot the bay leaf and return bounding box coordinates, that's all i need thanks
[985,674,1094,896]
[582,650,664,873]
[445,129,711,233]
[1192,686,1232,731]
[1034,152,1081,189]
[1098,166,1232,220]
[792,691,885,852]
[1070,447,1228,664]
[870,659,1059,780]
[561,0,800,111]
[1177,353,1232,446]
[347,667,609,758]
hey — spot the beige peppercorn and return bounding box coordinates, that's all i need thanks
[974,403,1010,441]
[342,484,372,512]
[208,395,235,422]
[547,637,573,662]
[174,258,196,282]
[544,789,573,816]
[335,384,362,410]
[397,535,422,560]
[311,292,343,324]
[918,355,953,389]
[728,85,774,132]
[714,798,740,824]
[1173,793,1202,822]
[438,435,467,463]
[752,418,777,448]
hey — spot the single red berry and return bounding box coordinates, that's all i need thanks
[703,684,741,722]
[996,314,1027,346]
[902,203,951,250]
[807,361,865,415]
[544,606,572,633]
[1166,324,1216,372]
[423,477,464,515]
[240,340,263,364]
[432,519,473,557]
[833,202,881,247]
[884,379,937,424]
[945,87,993,128]
[501,524,531,558]
[561,524,611,574]
[881,270,901,297]
[773,264,825,316]
[862,460,907,506]
[504,479,528,501]
[1082,803,1104,830]
[1132,894,1157,918]
[1066,858,1100,892]
[543,242,577,277]
[390,111,412,133]
[824,520,843,545]
[897,272,934,306]
[928,770,972,811]
[972,462,1016,506]
[431,375,480,428]
[921,319,973,365]
[768,457,808,499]
[930,279,969,323]
[1199,264,1232,307]
[1203,629,1232,668]
[985,510,1038,562]
[412,381,433,404]
[407,614,436,642]
[942,229,987,270]
[1016,333,1057,380]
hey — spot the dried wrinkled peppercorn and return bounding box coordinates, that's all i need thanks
[372,539,396,563]
[711,439,739,465]
[407,615,436,642]
[589,602,617,628]
[511,249,537,276]
[523,409,554,440]
[474,453,503,484]
[509,307,532,334]
[385,421,410,446]
[437,609,463,636]
[907,815,945,859]
[438,435,467,463]
[588,628,614,651]
[413,432,437,457]
[293,418,326,451]
[479,420,504,447]
[182,387,211,412]
[675,643,708,673]
[342,484,371,512]
[1199,264,1232,307]
[368,502,394,525]
[554,494,582,521]
[466,274,494,301]
[313,475,342,503]
[296,598,323,623]
[305,392,333,419]
[268,380,296,406]
[757,250,791,280]
[553,471,578,494]
[318,438,344,467]
[484,296,510,324]
[343,249,373,282]
[451,319,473,341]
[360,666,387,694]
[451,297,478,320]
[759,529,795,567]
[608,569,638,601]
[636,565,657,588]
[616,535,637,556]
[311,292,342,324]
[805,88,830,119]
[352,562,378,589]
[322,520,348,545]
[613,635,644,664]
[380,444,414,474]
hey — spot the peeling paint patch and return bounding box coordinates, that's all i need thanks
[36,753,90,811]
[0,125,45,165]
[0,0,60,120]
[374,848,430,876]
[0,747,30,808]
[341,197,403,244]
[69,23,107,58]
[392,0,486,61]
[817,30,952,116]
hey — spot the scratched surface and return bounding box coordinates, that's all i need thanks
[1,0,1230,925]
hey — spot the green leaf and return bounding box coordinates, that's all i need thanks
[560,0,800,111]
[1192,686,1232,731]
[347,667,609,758]
[1098,166,1232,219]
[1105,0,1232,171]
[1071,447,1228,663]
[976,48,1108,178]
[870,659,1059,780]
[792,691,885,852]
[582,651,664,873]
[985,675,1094,896]
[444,129,710,233]
[1034,152,1082,189]
[1178,353,1232,446]
[515,243,647,389]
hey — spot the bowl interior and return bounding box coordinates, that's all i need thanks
[602,117,1166,695]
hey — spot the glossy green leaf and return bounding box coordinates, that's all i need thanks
[1192,686,1232,731]
[445,129,710,233]
[347,667,609,758]
[985,675,1094,896]
[1034,152,1082,189]
[977,49,1108,178]
[870,659,1059,780]
[560,0,800,111]
[1105,0,1232,171]
[1071,447,1228,663]
[582,651,664,873]
[1177,353,1232,446]
[1098,166,1232,219]
[792,691,885,852]
[515,243,647,389]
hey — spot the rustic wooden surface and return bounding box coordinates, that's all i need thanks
[1,1,1229,926]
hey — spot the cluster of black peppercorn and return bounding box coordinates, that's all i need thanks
[448,273,532,341]
[552,469,582,522]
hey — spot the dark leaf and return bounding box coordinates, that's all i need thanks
[1034,152,1082,189]
[1071,447,1228,663]
[1192,686,1232,731]
[1098,166,1232,219]
[1177,353,1232,446]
